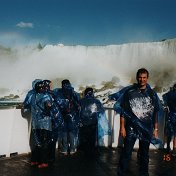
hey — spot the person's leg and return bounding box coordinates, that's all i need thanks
[49,128,58,164]
[172,136,176,156]
[48,128,58,164]
[69,130,78,154]
[48,140,56,163]
[57,128,63,151]
[166,135,172,153]
[38,130,52,168]
[117,136,136,176]
[165,113,173,152]
[138,140,150,176]
[79,125,96,157]
[31,129,40,165]
[60,131,68,154]
[88,124,97,157]
[31,146,40,166]
[137,147,141,160]
[171,117,176,156]
[78,126,87,151]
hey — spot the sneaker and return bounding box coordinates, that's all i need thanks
[31,162,39,166]
[38,163,49,168]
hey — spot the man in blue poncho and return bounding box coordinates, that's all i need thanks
[53,79,80,155]
[116,68,159,176]
[162,84,176,156]
[79,87,106,158]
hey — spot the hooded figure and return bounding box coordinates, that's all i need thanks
[29,80,55,168]
[22,79,42,118]
[162,84,176,155]
[53,79,80,155]
[21,79,43,159]
[42,79,63,164]
[79,87,110,158]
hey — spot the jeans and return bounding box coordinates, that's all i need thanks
[61,131,78,153]
[117,135,150,176]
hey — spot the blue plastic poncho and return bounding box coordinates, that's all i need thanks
[98,111,111,139]
[80,95,111,141]
[123,110,162,148]
[30,92,53,131]
[53,87,80,132]
[109,84,154,114]
[163,90,176,136]
[22,79,42,118]
[111,84,163,148]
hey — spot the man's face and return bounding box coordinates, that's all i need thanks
[137,73,148,88]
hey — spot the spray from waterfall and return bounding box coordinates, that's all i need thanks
[0,39,176,98]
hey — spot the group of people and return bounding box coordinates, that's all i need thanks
[22,79,109,168]
[22,67,176,176]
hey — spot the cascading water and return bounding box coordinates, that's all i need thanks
[0,39,176,99]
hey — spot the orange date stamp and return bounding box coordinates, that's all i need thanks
[163,154,171,161]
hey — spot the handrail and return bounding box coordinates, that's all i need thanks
[0,101,23,109]
[0,103,166,158]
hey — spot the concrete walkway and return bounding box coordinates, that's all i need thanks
[0,148,175,176]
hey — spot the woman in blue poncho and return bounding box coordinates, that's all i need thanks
[79,87,109,158]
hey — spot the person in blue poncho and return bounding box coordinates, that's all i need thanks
[162,84,176,156]
[78,87,106,158]
[29,81,55,168]
[53,79,80,155]
[42,80,63,164]
[21,79,42,158]
[116,68,160,176]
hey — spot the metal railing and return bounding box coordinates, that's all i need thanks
[0,102,166,158]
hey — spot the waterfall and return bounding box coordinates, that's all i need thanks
[0,39,176,98]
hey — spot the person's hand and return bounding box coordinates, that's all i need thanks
[119,127,126,138]
[17,103,23,109]
[153,129,158,138]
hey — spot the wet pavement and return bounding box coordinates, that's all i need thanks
[0,148,176,176]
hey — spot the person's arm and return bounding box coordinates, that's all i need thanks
[119,89,127,138]
[153,112,158,138]
[162,93,169,112]
[119,115,126,138]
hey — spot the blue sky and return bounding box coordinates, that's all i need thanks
[0,0,176,46]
